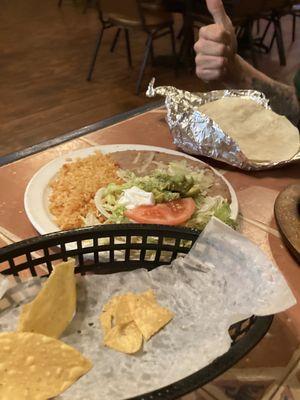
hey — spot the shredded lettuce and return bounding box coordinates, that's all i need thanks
[94,160,236,230]
[186,195,236,230]
[106,204,129,224]
[214,202,237,228]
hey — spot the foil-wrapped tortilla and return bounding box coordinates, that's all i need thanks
[146,79,300,170]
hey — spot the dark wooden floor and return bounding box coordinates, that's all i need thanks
[0,0,299,157]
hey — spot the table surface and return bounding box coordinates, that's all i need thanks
[0,102,300,400]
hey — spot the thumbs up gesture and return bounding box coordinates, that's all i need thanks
[194,0,238,83]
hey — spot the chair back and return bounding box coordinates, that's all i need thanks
[98,0,170,29]
[99,0,141,21]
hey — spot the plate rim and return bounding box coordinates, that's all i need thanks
[24,144,239,235]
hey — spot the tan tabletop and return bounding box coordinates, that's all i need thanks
[0,104,300,400]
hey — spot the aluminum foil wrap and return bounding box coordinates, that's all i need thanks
[146,79,300,170]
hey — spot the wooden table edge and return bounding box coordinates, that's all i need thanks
[0,100,164,167]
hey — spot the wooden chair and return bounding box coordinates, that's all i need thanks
[291,0,300,42]
[87,0,176,94]
[254,0,291,66]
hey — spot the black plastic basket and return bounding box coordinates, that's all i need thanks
[0,224,273,400]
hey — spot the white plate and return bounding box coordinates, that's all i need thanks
[24,144,238,235]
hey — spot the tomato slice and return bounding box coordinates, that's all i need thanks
[124,198,196,226]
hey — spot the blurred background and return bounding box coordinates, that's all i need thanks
[0,0,299,156]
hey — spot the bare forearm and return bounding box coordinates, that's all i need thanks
[225,56,300,125]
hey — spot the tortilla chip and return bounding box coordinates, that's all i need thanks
[102,294,123,314]
[104,321,143,354]
[99,295,121,336]
[132,296,174,341]
[139,289,156,303]
[0,332,92,400]
[100,290,157,332]
[100,289,173,352]
[99,312,112,337]
[18,259,76,338]
[114,293,136,325]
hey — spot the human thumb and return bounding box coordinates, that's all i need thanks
[206,0,229,27]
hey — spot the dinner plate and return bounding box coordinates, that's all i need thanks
[24,144,238,235]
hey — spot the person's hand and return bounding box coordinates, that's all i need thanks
[194,0,239,83]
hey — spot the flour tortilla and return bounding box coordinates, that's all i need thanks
[198,97,299,163]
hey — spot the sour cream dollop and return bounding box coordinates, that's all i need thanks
[118,187,154,210]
